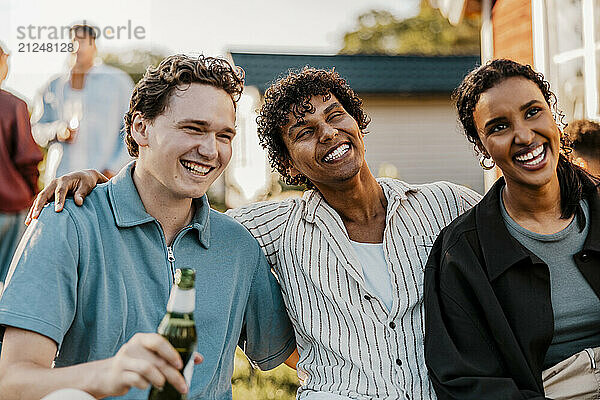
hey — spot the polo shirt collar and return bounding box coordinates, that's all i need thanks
[476,177,546,281]
[191,196,211,248]
[108,162,211,248]
[299,178,420,223]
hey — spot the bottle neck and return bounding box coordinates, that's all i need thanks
[166,286,195,314]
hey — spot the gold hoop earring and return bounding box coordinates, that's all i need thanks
[479,155,495,170]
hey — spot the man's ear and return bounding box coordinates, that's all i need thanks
[288,164,301,178]
[131,112,150,148]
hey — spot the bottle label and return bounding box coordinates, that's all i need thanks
[166,287,195,314]
[183,345,196,386]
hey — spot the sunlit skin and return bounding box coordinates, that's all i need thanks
[473,77,569,233]
[0,50,8,84]
[282,94,367,189]
[132,83,236,244]
[281,94,387,243]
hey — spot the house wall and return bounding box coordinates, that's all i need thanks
[361,95,484,193]
[492,0,534,65]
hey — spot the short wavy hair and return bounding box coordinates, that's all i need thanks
[257,67,370,188]
[124,54,244,157]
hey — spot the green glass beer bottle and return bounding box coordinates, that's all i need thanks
[148,268,197,400]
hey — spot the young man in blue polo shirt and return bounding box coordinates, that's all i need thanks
[0,55,295,399]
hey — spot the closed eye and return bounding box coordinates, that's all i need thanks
[182,125,204,134]
[327,112,344,122]
[217,132,235,142]
[296,128,313,140]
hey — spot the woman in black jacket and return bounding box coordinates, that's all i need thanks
[424,59,600,400]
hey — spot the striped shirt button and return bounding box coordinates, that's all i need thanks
[396,358,402,366]
[389,321,396,329]
[363,294,371,300]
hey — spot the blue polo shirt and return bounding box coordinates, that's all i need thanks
[0,162,295,400]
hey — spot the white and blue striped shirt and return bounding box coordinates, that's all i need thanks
[228,179,481,399]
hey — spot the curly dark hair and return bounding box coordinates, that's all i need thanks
[453,59,570,155]
[565,119,600,158]
[256,67,370,188]
[453,58,598,222]
[124,54,244,157]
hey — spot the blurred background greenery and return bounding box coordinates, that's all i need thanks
[232,349,299,400]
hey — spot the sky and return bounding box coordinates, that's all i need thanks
[1,0,420,102]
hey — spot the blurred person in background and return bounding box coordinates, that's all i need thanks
[32,23,133,182]
[0,42,43,289]
[565,119,600,176]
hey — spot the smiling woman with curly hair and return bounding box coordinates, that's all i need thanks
[425,59,600,400]
[256,67,370,188]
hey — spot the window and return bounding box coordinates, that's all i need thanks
[542,0,599,121]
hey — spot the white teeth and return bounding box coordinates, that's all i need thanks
[524,156,544,166]
[324,144,350,162]
[515,145,545,163]
[181,160,211,175]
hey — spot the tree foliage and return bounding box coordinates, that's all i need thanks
[100,48,167,84]
[340,0,480,56]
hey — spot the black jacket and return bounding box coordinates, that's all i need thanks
[424,178,600,400]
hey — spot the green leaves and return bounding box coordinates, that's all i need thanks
[340,1,481,56]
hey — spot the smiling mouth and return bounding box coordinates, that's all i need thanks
[513,143,546,167]
[323,143,350,163]
[180,160,214,176]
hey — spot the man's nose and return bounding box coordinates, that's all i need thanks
[196,134,218,160]
[318,124,338,142]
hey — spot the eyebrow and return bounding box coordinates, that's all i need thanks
[483,99,543,129]
[483,116,506,130]
[288,102,344,136]
[519,99,542,111]
[288,120,307,136]
[176,119,236,134]
[176,119,209,128]
[323,102,343,115]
